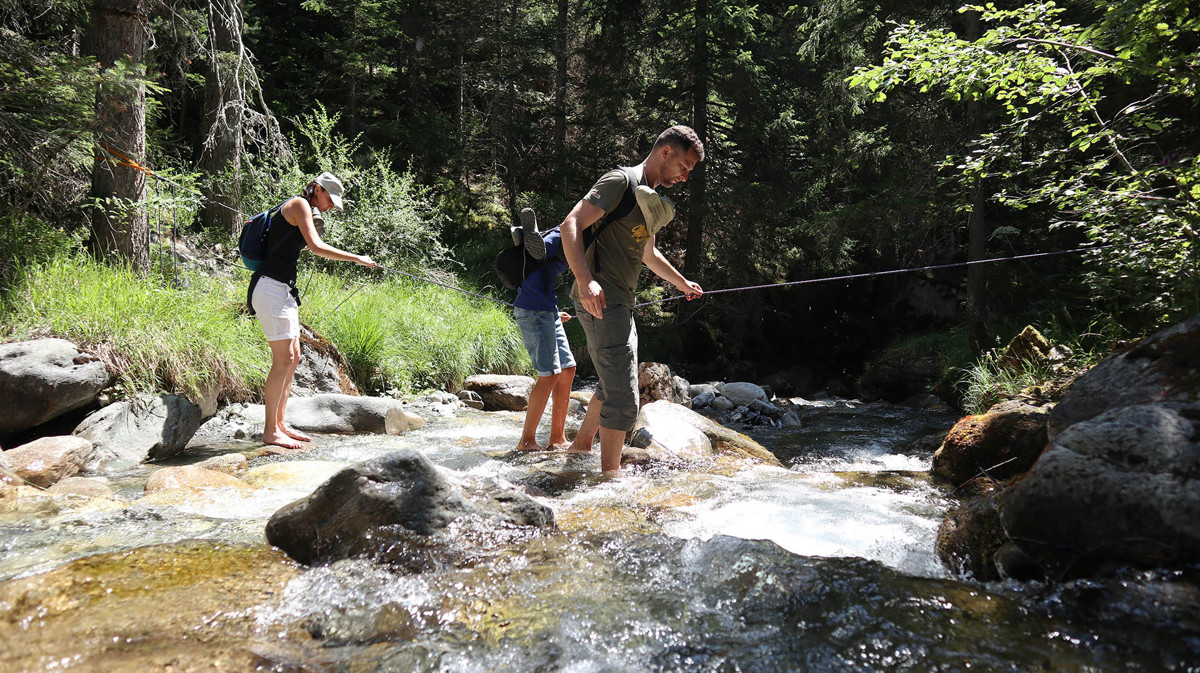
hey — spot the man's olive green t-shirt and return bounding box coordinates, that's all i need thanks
[569,165,668,308]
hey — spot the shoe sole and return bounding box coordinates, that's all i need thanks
[520,208,546,259]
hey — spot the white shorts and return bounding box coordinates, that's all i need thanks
[251,276,300,342]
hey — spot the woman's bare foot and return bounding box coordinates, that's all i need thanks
[262,432,304,451]
[281,425,313,443]
[515,438,543,452]
[547,443,570,452]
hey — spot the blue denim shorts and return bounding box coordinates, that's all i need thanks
[514,307,577,377]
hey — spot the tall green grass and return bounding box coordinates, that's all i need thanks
[302,271,530,393]
[3,255,267,400]
[3,255,530,402]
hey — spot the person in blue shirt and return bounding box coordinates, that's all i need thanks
[512,209,577,451]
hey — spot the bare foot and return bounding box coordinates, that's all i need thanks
[547,443,570,452]
[564,442,592,454]
[515,438,543,452]
[281,425,313,443]
[262,432,304,451]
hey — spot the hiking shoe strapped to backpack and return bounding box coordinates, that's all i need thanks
[514,208,546,260]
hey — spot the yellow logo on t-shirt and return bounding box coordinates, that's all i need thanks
[632,224,650,243]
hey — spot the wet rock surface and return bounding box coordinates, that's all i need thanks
[265,449,555,568]
[931,399,1049,487]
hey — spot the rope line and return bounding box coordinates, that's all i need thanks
[630,241,1133,309]
[374,264,514,308]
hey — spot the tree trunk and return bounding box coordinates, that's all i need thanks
[553,0,569,189]
[684,0,708,276]
[199,0,244,234]
[504,0,520,221]
[964,8,988,352]
[89,0,150,271]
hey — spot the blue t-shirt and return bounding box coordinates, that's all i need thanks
[514,229,570,312]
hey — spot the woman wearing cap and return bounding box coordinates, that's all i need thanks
[248,172,375,451]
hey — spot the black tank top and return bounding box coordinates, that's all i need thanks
[246,197,309,314]
[258,198,308,286]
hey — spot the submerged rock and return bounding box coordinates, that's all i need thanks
[74,394,204,470]
[46,476,115,499]
[0,541,299,671]
[265,449,555,568]
[0,338,110,435]
[144,465,253,493]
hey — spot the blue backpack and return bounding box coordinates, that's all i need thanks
[238,201,288,271]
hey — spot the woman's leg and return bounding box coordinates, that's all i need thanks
[547,366,576,449]
[276,337,313,442]
[263,338,303,449]
[517,373,558,451]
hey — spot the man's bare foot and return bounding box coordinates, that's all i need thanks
[262,432,304,451]
[281,425,313,443]
[515,438,543,452]
[564,441,592,454]
[547,443,570,452]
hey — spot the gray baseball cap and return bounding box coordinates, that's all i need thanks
[314,171,345,211]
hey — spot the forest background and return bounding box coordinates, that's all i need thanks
[1,0,1196,409]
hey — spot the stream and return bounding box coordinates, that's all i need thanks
[1,397,1197,671]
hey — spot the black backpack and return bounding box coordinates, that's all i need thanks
[494,167,639,291]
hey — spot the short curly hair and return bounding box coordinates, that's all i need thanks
[652,125,705,162]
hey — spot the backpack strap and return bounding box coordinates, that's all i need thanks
[581,165,640,250]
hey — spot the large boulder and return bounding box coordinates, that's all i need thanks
[74,394,204,470]
[1000,402,1200,575]
[292,325,359,397]
[931,400,1050,487]
[629,402,713,462]
[0,339,110,435]
[462,374,535,411]
[630,400,781,467]
[265,449,555,568]
[284,394,425,435]
[0,436,94,488]
[638,362,685,407]
[718,382,767,407]
[1048,315,1200,440]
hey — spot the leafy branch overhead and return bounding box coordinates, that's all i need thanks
[849,0,1199,326]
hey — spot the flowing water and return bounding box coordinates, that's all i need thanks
[1,398,1198,671]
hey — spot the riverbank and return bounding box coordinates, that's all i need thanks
[1,254,528,400]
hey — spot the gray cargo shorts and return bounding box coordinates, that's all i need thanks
[577,304,638,431]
